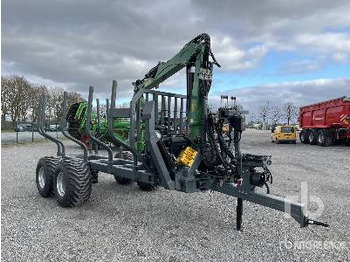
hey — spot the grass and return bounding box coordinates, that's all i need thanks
[1,129,15,133]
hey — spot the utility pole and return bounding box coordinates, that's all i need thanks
[267,101,270,130]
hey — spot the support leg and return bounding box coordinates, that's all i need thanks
[236,198,243,231]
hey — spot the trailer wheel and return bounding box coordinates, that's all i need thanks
[137,181,156,191]
[299,130,309,144]
[36,157,59,197]
[308,130,318,145]
[114,175,133,185]
[317,129,333,146]
[54,158,92,207]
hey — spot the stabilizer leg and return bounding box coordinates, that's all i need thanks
[236,198,243,231]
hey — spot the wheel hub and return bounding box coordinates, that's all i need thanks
[56,171,66,197]
[38,166,45,189]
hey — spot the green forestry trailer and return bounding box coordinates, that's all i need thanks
[66,101,132,147]
[35,34,328,230]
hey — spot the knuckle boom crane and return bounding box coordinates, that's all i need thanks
[36,33,329,230]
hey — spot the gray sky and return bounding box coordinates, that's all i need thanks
[2,0,350,116]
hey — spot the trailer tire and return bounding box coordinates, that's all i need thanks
[137,181,156,191]
[299,130,309,144]
[54,157,92,207]
[36,157,59,197]
[317,129,333,146]
[308,130,318,145]
[114,176,133,185]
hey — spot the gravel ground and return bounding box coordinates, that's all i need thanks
[1,129,349,261]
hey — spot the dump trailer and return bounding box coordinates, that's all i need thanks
[299,96,350,146]
[34,33,329,231]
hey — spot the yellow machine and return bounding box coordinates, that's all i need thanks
[271,125,297,144]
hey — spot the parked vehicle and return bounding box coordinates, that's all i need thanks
[271,125,297,144]
[14,124,32,132]
[14,125,25,132]
[299,96,350,146]
[44,125,60,132]
[49,125,61,132]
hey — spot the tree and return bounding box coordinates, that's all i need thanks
[28,85,49,123]
[1,75,84,128]
[270,106,282,126]
[283,102,298,125]
[67,91,84,107]
[259,104,270,129]
[3,76,33,123]
[48,87,64,124]
[1,77,11,122]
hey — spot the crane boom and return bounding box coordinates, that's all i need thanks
[131,33,220,142]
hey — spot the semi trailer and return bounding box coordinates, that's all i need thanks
[299,96,350,146]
